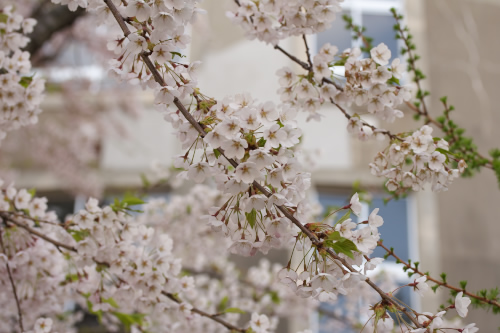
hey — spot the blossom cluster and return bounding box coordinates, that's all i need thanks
[227,0,343,45]
[163,94,315,260]
[1,179,319,332]
[369,124,467,192]
[276,43,411,123]
[276,194,384,302]
[0,179,81,333]
[0,6,44,144]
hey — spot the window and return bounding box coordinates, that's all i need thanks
[316,0,404,57]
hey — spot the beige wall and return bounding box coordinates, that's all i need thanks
[424,0,500,330]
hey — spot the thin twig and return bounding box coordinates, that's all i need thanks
[1,213,76,252]
[0,232,24,332]
[378,241,500,309]
[274,44,310,71]
[331,99,403,141]
[302,34,313,70]
[163,292,245,332]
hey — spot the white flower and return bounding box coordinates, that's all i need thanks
[221,138,247,159]
[391,58,404,79]
[124,0,151,22]
[455,291,471,317]
[350,193,362,217]
[234,162,260,184]
[250,313,270,333]
[462,323,479,333]
[14,188,31,209]
[413,276,430,296]
[248,148,275,169]
[370,43,391,66]
[276,67,296,86]
[34,317,53,333]
[368,208,384,228]
[126,34,148,55]
[263,123,286,148]
[151,44,172,64]
[428,151,446,171]
[187,162,210,183]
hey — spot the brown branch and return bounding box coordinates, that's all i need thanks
[378,241,500,310]
[302,34,313,70]
[274,45,311,71]
[0,231,24,332]
[1,213,76,252]
[331,99,403,141]
[3,211,62,226]
[163,292,245,332]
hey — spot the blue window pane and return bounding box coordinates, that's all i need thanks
[362,13,399,58]
[318,193,409,262]
[369,197,408,261]
[316,11,353,53]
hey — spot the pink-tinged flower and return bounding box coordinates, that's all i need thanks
[455,291,471,317]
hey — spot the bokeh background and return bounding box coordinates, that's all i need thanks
[3,0,500,331]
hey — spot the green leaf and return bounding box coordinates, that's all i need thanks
[257,137,267,147]
[0,13,8,24]
[331,239,358,259]
[214,148,221,159]
[268,290,280,304]
[387,76,400,86]
[68,229,90,242]
[27,188,36,197]
[19,76,33,88]
[86,299,103,322]
[327,231,341,241]
[217,296,229,311]
[334,211,351,226]
[223,307,246,314]
[112,312,145,330]
[170,51,185,59]
[122,194,145,207]
[103,297,120,309]
[245,209,257,229]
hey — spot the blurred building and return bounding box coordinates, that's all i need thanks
[12,0,500,331]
